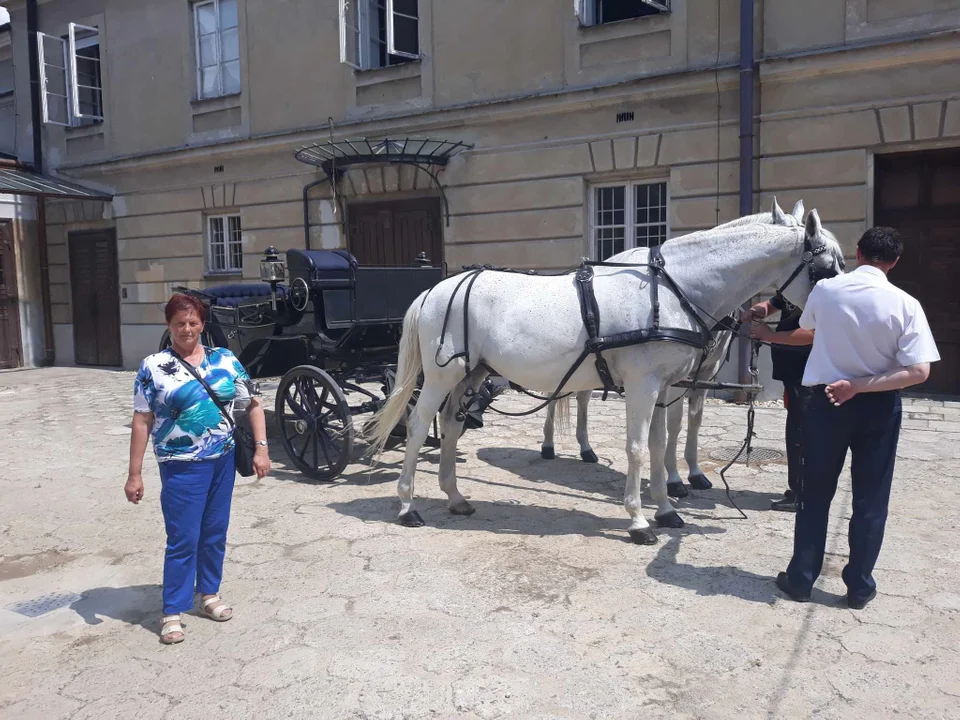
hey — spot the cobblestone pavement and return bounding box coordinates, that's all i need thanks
[0,367,958,720]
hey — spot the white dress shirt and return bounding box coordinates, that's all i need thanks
[799,265,940,387]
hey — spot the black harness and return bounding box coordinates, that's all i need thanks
[435,233,837,421]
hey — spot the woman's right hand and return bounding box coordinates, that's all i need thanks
[125,473,144,504]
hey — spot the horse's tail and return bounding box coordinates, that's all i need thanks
[554,394,571,437]
[366,297,424,457]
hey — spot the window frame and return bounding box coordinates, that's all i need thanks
[589,179,670,261]
[340,0,420,71]
[576,0,670,27]
[67,23,103,123]
[206,213,244,274]
[193,0,241,100]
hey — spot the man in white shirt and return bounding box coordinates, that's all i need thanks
[751,227,940,609]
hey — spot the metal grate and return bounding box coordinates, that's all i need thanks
[709,446,783,463]
[5,592,82,618]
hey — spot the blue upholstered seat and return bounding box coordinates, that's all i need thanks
[204,283,288,308]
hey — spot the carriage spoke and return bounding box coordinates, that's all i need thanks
[317,429,335,467]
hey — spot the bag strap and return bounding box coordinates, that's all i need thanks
[168,349,235,429]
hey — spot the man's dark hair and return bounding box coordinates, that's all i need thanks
[858,226,903,264]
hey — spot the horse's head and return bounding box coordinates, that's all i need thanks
[778,207,845,308]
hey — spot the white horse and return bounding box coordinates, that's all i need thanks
[540,200,806,498]
[367,209,843,544]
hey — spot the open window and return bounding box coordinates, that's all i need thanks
[576,0,670,27]
[340,0,420,71]
[37,24,103,126]
[68,24,103,123]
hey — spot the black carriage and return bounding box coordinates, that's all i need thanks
[160,247,474,480]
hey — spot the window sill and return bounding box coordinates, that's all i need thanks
[578,13,671,34]
[354,59,422,86]
[204,270,243,279]
[64,121,104,137]
[191,92,242,111]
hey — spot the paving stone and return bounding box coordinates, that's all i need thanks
[0,369,956,719]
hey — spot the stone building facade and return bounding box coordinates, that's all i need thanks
[1,0,958,395]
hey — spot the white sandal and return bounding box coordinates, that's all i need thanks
[160,614,184,644]
[201,594,233,622]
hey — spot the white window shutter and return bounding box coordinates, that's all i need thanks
[339,0,361,69]
[67,23,103,122]
[386,0,419,59]
[575,0,592,26]
[36,32,70,126]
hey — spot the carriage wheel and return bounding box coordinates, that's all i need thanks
[275,365,354,481]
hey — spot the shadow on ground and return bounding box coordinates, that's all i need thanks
[69,584,163,632]
[646,532,846,607]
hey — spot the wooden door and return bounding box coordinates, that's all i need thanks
[347,198,442,266]
[69,230,122,367]
[0,221,22,369]
[876,150,960,396]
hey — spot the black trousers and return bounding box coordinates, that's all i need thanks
[784,382,814,494]
[786,389,902,602]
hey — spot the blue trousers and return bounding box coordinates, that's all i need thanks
[787,390,901,603]
[158,451,236,614]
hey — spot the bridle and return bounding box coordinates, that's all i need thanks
[774,232,844,299]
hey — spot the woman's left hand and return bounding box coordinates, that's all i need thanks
[253,447,271,479]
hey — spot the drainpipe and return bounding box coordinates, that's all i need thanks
[735,0,755,402]
[27,0,55,366]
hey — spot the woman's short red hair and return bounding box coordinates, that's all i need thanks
[164,293,206,324]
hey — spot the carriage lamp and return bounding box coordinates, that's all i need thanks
[260,246,286,310]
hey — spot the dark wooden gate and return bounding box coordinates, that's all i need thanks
[0,221,22,369]
[347,198,443,266]
[69,229,122,367]
[876,149,960,396]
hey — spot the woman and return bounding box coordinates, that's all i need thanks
[125,293,270,644]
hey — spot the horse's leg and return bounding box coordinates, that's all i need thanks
[649,401,685,529]
[438,370,488,515]
[541,400,557,460]
[397,378,450,527]
[685,389,713,490]
[623,379,663,545]
[663,391,690,499]
[576,390,598,463]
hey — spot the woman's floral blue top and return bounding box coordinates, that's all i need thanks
[134,347,258,462]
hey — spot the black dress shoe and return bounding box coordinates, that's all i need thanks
[771,498,797,513]
[847,589,877,610]
[776,572,811,602]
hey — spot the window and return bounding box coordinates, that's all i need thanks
[591,181,668,260]
[340,0,420,71]
[0,56,15,155]
[576,0,670,27]
[208,215,243,273]
[194,0,240,99]
[36,23,103,126]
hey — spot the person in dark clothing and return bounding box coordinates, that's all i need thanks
[751,227,939,609]
[744,295,813,512]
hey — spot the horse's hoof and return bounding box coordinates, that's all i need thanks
[397,511,425,527]
[541,446,556,460]
[449,500,476,516]
[656,511,685,529]
[667,482,689,499]
[689,474,713,490]
[629,528,659,545]
[580,449,599,463]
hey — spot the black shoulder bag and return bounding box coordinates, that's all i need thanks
[169,350,257,477]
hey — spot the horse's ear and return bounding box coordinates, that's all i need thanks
[805,208,823,241]
[791,200,805,223]
[771,196,788,225]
